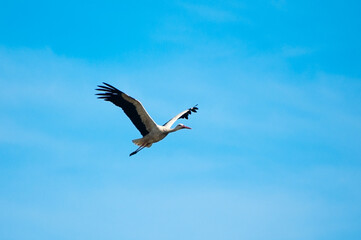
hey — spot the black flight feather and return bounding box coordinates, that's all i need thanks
[96,82,150,136]
[179,104,198,120]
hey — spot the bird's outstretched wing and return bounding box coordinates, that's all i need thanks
[96,82,157,136]
[163,104,198,128]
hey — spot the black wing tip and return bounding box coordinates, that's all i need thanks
[102,82,117,89]
[96,83,123,95]
[178,104,199,120]
[95,83,119,101]
[190,104,199,112]
[96,84,113,91]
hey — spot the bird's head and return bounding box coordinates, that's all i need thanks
[176,123,192,130]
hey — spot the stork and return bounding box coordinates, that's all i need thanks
[96,82,198,156]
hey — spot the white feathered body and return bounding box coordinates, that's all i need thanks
[132,125,170,147]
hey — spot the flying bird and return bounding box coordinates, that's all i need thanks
[96,82,198,156]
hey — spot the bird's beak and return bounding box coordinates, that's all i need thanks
[182,125,191,129]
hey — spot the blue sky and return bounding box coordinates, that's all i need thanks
[1,0,361,239]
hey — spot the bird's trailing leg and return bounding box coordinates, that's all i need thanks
[129,146,145,156]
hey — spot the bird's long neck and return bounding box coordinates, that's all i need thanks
[166,126,182,133]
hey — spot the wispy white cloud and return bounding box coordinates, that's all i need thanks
[1,173,360,240]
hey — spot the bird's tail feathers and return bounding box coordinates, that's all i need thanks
[132,138,153,148]
[132,138,143,146]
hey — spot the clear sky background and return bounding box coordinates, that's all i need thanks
[1,1,361,239]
